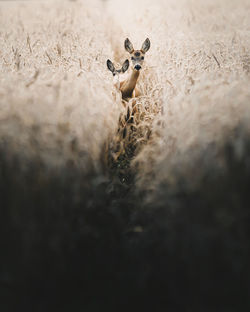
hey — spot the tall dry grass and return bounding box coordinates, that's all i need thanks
[1,0,249,175]
[0,0,122,169]
[1,0,250,311]
[127,0,250,195]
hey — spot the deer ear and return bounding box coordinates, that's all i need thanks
[124,38,134,53]
[107,59,115,73]
[121,59,129,73]
[141,38,150,53]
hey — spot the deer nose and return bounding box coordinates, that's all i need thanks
[134,65,141,70]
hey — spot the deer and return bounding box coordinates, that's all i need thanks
[120,38,151,101]
[106,38,150,101]
[106,38,150,140]
[106,59,130,90]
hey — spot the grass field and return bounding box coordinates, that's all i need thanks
[1,0,250,311]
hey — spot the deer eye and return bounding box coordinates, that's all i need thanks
[113,73,115,76]
[131,57,135,61]
[141,56,144,60]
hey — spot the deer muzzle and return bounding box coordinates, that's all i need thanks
[134,64,141,71]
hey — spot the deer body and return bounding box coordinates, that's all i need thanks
[120,69,140,100]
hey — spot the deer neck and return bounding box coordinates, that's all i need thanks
[120,69,140,99]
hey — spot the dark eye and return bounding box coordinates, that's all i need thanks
[131,57,135,61]
[113,73,115,76]
[141,56,144,60]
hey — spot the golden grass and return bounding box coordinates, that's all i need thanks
[0,0,121,169]
[0,0,250,185]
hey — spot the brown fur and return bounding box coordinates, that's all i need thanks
[122,38,151,101]
[120,69,140,100]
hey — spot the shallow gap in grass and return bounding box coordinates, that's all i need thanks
[105,98,153,201]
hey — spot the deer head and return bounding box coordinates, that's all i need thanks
[106,59,130,77]
[124,38,150,71]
